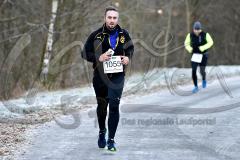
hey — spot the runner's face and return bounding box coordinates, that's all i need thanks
[193,29,202,36]
[105,10,119,30]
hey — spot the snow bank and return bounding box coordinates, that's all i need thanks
[1,66,240,118]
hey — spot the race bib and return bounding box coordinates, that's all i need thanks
[103,56,123,74]
[191,53,203,63]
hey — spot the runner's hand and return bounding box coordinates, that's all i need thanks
[121,56,129,65]
[99,52,111,62]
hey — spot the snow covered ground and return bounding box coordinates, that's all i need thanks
[10,67,240,160]
[0,65,240,119]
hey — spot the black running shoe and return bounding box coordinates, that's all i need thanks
[98,129,106,148]
[107,139,117,152]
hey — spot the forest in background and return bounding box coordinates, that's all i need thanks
[0,0,239,99]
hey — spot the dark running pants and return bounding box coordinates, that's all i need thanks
[93,72,124,139]
[191,53,208,87]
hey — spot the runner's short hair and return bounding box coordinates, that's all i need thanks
[105,6,118,16]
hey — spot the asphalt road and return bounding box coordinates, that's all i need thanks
[13,77,240,160]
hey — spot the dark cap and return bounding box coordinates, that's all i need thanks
[193,21,202,30]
